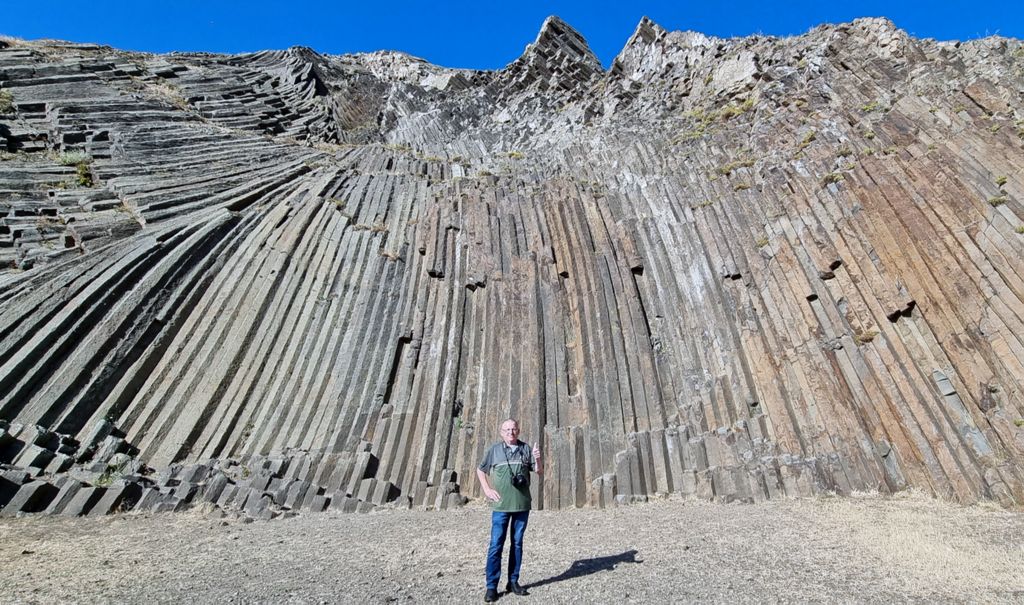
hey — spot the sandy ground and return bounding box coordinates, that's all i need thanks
[1,492,1023,604]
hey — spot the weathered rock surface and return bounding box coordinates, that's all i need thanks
[1,17,1023,516]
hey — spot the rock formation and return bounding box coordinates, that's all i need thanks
[1,16,1024,517]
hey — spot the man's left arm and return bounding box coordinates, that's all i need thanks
[531,441,543,476]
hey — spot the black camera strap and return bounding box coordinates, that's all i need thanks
[503,442,526,471]
[503,441,529,488]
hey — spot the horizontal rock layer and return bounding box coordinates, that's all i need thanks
[1,17,1023,513]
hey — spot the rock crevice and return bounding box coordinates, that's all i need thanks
[1,17,1024,515]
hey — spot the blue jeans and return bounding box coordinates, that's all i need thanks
[486,510,530,589]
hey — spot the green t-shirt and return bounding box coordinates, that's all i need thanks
[479,441,534,512]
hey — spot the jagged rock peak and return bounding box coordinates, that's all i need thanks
[609,15,714,82]
[848,16,899,33]
[834,16,916,61]
[522,15,602,70]
[628,16,668,46]
[610,16,669,75]
[286,45,324,60]
[492,15,604,100]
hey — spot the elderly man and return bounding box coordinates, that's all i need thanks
[477,418,543,602]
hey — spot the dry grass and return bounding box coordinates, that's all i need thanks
[140,79,190,110]
[0,89,13,113]
[796,130,816,153]
[716,158,754,177]
[0,494,1021,603]
[55,151,90,166]
[854,329,879,345]
[34,216,60,232]
[313,142,353,154]
[818,494,1024,596]
[113,198,144,225]
[75,163,93,187]
[821,172,845,186]
[676,99,755,143]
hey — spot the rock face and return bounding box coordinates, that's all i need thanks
[1,17,1024,516]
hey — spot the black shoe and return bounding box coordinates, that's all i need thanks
[484,588,498,602]
[506,581,529,596]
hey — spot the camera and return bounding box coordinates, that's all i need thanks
[511,473,528,488]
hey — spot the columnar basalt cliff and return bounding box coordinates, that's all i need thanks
[2,16,1024,517]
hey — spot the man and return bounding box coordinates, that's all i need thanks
[477,418,542,602]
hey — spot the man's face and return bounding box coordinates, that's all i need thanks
[501,422,519,445]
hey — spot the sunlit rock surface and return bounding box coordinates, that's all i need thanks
[1,16,1024,516]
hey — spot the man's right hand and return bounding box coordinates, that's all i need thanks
[483,487,501,502]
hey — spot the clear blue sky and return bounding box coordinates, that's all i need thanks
[4,1,1023,69]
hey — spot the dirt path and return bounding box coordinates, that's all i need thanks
[2,493,1023,603]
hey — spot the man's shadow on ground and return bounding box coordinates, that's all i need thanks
[525,549,642,589]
